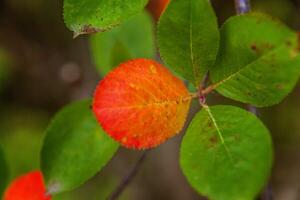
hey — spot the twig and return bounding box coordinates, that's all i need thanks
[260,184,273,200]
[234,0,251,14]
[108,151,148,200]
[200,82,219,96]
[234,1,273,200]
[247,104,258,115]
[198,72,210,104]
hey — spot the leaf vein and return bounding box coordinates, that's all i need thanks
[189,0,198,86]
[212,43,294,90]
[203,105,234,164]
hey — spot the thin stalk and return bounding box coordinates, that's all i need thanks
[108,151,148,200]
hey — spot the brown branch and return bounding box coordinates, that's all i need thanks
[108,151,148,200]
[260,184,273,200]
[234,0,251,14]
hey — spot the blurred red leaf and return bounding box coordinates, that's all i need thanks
[4,171,51,200]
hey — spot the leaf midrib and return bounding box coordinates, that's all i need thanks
[189,0,198,86]
[96,94,193,111]
[203,105,234,164]
[213,40,297,89]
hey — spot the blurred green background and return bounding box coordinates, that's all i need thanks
[0,0,300,199]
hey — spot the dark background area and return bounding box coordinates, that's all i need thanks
[0,0,300,199]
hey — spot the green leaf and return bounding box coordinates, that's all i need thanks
[63,0,149,36]
[0,146,9,197]
[41,100,119,194]
[90,11,155,76]
[158,0,219,86]
[211,13,300,107]
[180,105,273,200]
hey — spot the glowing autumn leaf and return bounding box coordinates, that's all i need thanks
[93,59,192,149]
[4,171,51,200]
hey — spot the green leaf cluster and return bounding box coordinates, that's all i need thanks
[47,0,300,199]
[41,1,152,197]
[157,0,299,199]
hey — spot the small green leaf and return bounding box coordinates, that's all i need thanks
[90,11,155,76]
[158,0,219,86]
[63,0,149,36]
[211,13,300,107]
[41,100,119,194]
[180,105,273,200]
[0,146,9,197]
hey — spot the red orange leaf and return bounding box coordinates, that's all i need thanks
[147,0,170,20]
[93,59,192,149]
[4,171,51,200]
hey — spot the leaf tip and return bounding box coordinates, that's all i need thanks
[73,32,81,39]
[46,181,62,195]
[73,25,103,39]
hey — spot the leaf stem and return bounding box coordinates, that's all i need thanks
[108,151,148,200]
[200,83,219,96]
[190,92,200,99]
